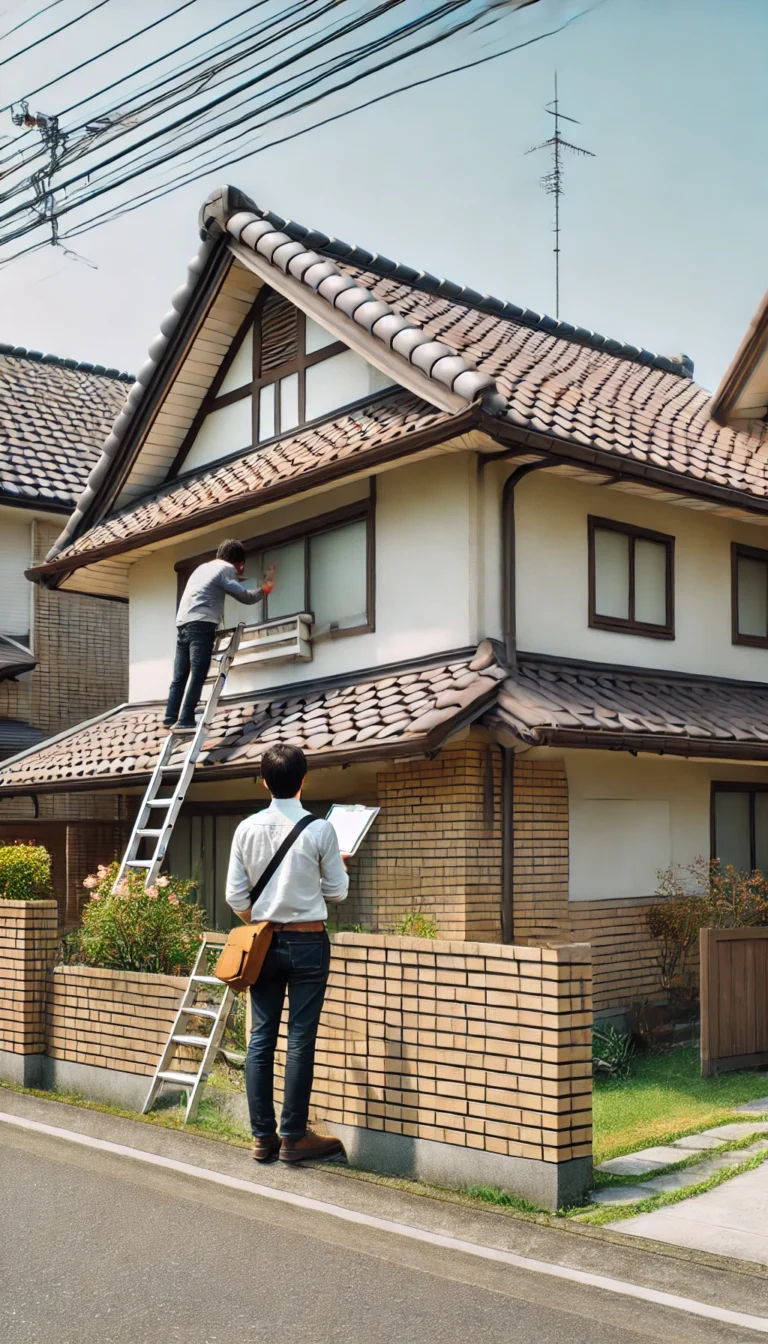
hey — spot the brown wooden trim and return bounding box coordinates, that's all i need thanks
[587,514,675,639]
[731,540,768,648]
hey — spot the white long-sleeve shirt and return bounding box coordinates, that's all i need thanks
[225,798,349,924]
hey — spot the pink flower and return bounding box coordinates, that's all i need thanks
[146,885,158,899]
[83,876,97,889]
[90,892,101,902]
[114,881,128,897]
[96,865,108,880]
[156,875,169,888]
[168,894,179,906]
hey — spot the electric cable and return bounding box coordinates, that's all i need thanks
[0,0,66,44]
[0,0,113,70]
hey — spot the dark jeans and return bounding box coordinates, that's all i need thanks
[164,620,217,726]
[246,930,331,1139]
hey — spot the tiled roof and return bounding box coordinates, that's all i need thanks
[34,391,451,567]
[0,646,504,793]
[489,656,768,758]
[40,186,768,573]
[0,718,43,762]
[0,349,131,509]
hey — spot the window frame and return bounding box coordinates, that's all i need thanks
[174,488,376,641]
[587,514,675,640]
[710,781,768,872]
[731,542,768,649]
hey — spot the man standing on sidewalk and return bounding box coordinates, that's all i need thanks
[226,743,348,1164]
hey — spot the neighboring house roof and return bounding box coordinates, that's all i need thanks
[0,718,43,761]
[711,290,768,427]
[490,655,768,760]
[0,345,132,511]
[33,186,768,588]
[0,634,36,681]
[0,645,504,794]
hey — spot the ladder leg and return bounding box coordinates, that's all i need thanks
[185,987,234,1123]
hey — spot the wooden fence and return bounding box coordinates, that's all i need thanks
[700,927,768,1076]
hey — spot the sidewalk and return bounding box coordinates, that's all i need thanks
[1,1084,767,1339]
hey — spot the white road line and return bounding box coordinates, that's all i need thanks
[1,1109,766,1334]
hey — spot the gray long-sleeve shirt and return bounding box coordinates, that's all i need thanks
[176,558,265,627]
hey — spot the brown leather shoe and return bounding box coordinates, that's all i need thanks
[279,1129,346,1164]
[253,1134,281,1163]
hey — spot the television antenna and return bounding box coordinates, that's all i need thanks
[527,73,594,318]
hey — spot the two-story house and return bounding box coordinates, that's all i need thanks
[0,345,130,922]
[2,185,768,1019]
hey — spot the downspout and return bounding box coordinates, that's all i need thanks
[500,459,546,942]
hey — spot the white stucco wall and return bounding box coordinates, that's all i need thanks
[127,454,476,702]
[562,748,768,901]
[514,470,768,679]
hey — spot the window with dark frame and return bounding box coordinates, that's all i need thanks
[588,515,675,639]
[732,543,768,647]
[175,495,375,640]
[712,783,768,874]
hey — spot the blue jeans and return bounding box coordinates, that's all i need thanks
[246,930,331,1140]
[164,620,217,726]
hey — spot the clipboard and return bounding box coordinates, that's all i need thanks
[325,803,380,856]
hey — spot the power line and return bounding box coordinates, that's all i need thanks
[0,0,66,44]
[0,0,113,70]
[527,72,594,317]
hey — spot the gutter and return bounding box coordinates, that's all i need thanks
[501,460,548,670]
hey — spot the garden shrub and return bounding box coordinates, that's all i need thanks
[71,862,205,975]
[0,843,51,901]
[592,1023,635,1080]
[649,856,768,1000]
[393,911,439,939]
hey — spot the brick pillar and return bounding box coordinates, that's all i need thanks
[0,899,57,1084]
[512,758,570,944]
[369,739,502,941]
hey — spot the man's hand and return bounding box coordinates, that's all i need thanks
[262,562,276,595]
[235,909,252,924]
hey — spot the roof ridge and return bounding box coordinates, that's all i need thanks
[220,195,693,381]
[0,342,134,383]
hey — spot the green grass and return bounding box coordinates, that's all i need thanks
[594,1048,768,1164]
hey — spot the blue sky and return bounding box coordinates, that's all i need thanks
[0,0,764,391]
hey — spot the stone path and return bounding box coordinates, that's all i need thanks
[592,1108,768,1265]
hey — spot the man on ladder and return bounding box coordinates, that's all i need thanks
[164,539,275,732]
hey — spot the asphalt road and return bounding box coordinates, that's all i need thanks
[0,1123,762,1344]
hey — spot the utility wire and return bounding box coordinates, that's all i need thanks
[0,0,66,44]
[0,0,200,115]
[0,0,113,70]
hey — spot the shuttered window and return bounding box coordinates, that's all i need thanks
[0,521,32,645]
[259,292,299,372]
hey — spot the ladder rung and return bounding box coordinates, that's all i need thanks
[125,860,152,868]
[137,829,163,838]
[157,1071,200,1086]
[146,798,173,807]
[178,1006,218,1018]
[190,975,221,985]
[172,1034,210,1047]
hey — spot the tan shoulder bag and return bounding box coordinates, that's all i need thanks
[214,814,315,992]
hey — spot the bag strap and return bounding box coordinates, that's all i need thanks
[249,813,315,906]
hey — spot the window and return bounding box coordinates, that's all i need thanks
[176,496,374,640]
[732,543,768,647]
[712,785,768,874]
[0,520,32,647]
[588,516,674,639]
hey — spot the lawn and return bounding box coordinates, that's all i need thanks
[593,1048,768,1165]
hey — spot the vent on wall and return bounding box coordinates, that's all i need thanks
[260,292,299,374]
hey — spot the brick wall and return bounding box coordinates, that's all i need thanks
[47,966,193,1076]
[0,899,57,1054]
[276,933,592,1167]
[570,899,668,1015]
[349,740,502,942]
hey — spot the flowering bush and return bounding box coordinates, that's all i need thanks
[73,862,205,975]
[0,843,51,901]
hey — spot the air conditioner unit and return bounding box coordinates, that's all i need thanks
[232,613,312,667]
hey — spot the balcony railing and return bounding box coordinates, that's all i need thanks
[219,613,313,670]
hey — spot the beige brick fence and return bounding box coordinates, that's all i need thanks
[0,904,593,1207]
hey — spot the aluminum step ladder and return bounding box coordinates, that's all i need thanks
[114,623,245,892]
[142,932,234,1122]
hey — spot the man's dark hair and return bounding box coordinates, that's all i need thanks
[260,744,307,798]
[217,538,246,565]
